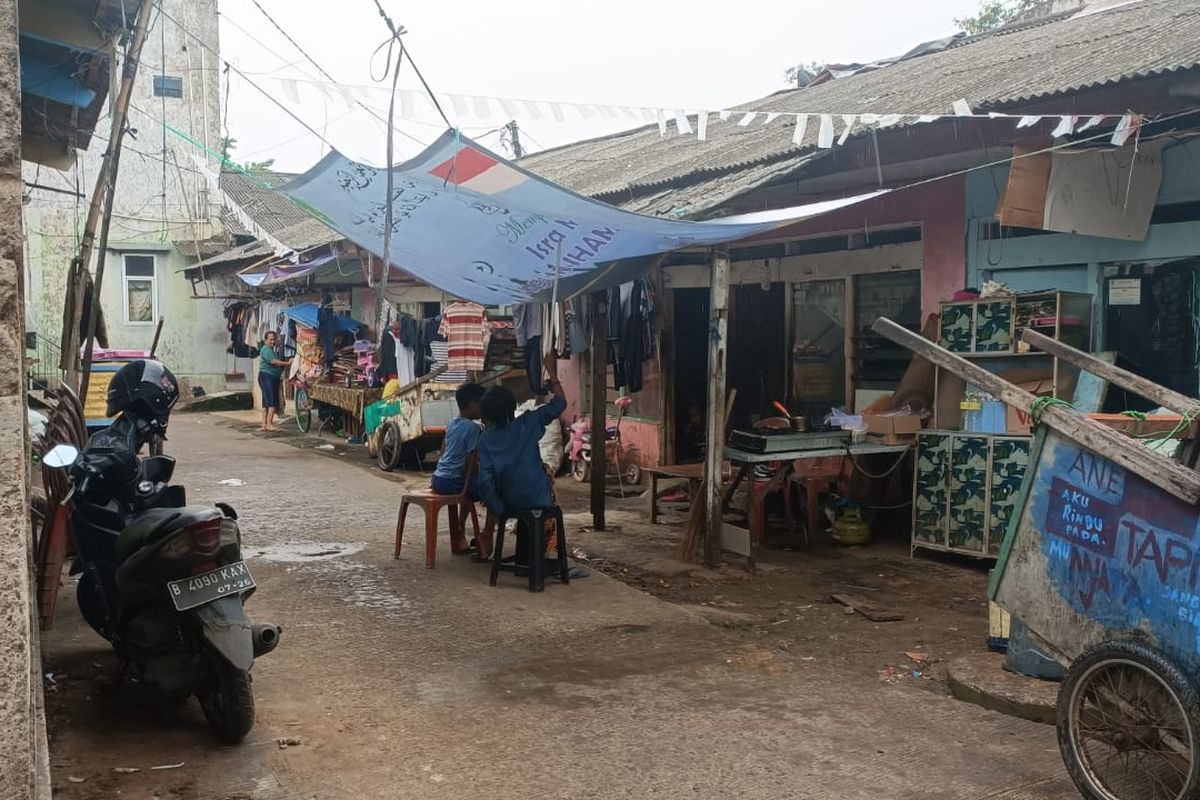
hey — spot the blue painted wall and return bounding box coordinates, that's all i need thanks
[964,138,1200,345]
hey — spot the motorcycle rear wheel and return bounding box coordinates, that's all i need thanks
[199,658,255,744]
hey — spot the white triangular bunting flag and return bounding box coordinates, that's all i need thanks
[817,114,835,148]
[337,85,357,110]
[696,112,709,141]
[620,106,637,118]
[279,79,301,104]
[498,98,518,117]
[640,108,657,122]
[656,109,667,136]
[859,113,880,126]
[522,100,544,120]
[838,114,857,144]
[792,114,809,145]
[1051,115,1077,137]
[675,111,692,135]
[952,98,973,116]
[449,94,469,117]
[718,110,732,121]
[599,105,618,119]
[738,112,757,126]
[399,89,414,118]
[877,114,902,128]
[762,112,780,125]
[1111,114,1139,146]
[549,102,566,123]
[577,104,596,119]
[1016,115,1042,129]
[1078,114,1105,132]
[916,115,939,124]
[471,96,492,118]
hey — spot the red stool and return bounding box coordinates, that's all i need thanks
[394,456,480,568]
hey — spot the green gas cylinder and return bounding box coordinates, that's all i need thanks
[831,499,870,546]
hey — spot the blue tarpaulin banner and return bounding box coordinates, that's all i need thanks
[283,130,887,304]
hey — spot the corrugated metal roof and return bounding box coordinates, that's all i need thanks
[521,0,1200,216]
[219,169,312,234]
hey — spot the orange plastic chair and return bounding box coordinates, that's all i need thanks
[394,454,481,568]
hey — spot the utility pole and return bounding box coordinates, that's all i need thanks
[505,120,523,158]
[63,3,153,392]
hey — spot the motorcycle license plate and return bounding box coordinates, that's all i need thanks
[167,561,255,611]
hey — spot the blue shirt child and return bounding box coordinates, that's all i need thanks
[478,395,566,517]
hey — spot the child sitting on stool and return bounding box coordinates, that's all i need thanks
[477,360,566,562]
[430,382,485,496]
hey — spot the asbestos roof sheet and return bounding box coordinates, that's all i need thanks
[219,169,312,234]
[520,0,1200,214]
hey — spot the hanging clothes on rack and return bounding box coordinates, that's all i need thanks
[567,295,590,355]
[415,315,442,377]
[439,301,490,372]
[224,302,257,359]
[380,313,418,385]
[513,302,543,394]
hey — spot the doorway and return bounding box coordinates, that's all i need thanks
[729,283,786,430]
[1104,259,1199,411]
[673,287,710,463]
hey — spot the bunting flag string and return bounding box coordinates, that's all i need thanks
[258,74,1143,151]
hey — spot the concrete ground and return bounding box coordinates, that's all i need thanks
[42,414,1078,799]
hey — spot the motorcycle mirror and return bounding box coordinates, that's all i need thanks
[42,443,80,469]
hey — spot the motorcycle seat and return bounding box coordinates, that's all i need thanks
[116,506,222,563]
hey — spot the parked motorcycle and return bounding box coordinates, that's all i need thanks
[567,395,641,489]
[42,359,280,744]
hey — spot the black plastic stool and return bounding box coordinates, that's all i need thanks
[488,506,569,592]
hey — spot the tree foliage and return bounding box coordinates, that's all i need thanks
[955,0,1044,35]
[218,135,276,174]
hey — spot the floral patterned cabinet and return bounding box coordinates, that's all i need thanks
[912,431,1032,558]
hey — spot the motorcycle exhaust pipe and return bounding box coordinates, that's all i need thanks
[251,622,282,658]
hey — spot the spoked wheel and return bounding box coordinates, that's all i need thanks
[376,419,402,472]
[294,386,312,433]
[1058,639,1200,800]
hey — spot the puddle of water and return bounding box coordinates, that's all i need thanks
[248,541,367,563]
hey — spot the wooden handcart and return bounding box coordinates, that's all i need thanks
[875,317,1200,800]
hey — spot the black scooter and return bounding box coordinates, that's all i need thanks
[43,440,281,744]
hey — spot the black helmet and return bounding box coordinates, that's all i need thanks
[105,359,179,428]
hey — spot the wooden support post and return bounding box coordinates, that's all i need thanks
[873,317,1200,504]
[1022,328,1200,413]
[703,249,731,566]
[589,291,608,530]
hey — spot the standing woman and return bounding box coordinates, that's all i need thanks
[258,330,290,432]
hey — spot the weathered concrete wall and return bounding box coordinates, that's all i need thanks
[0,1,46,797]
[22,0,225,383]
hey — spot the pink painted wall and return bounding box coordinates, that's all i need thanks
[554,353,662,472]
[743,175,966,315]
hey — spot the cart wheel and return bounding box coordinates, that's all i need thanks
[1058,638,1200,800]
[571,459,589,483]
[623,463,642,486]
[294,387,312,433]
[376,420,402,472]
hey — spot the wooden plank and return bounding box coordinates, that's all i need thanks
[872,317,1200,504]
[1022,329,1200,414]
[703,250,731,567]
[829,593,905,622]
[590,291,608,530]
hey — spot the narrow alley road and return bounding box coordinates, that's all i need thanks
[43,414,1076,800]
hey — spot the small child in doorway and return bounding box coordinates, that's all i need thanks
[430,382,485,496]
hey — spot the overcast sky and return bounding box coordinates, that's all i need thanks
[218,0,986,173]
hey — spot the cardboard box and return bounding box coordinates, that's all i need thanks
[865,414,923,444]
[1005,377,1055,435]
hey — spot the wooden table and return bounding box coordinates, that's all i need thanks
[722,442,913,544]
[645,463,705,524]
[306,383,383,438]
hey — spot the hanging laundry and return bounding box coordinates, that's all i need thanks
[512,303,543,347]
[567,295,590,355]
[438,301,490,372]
[380,314,417,384]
